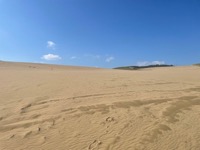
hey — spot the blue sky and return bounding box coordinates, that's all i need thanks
[0,0,200,68]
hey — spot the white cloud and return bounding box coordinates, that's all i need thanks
[95,55,101,59]
[151,61,165,65]
[105,56,115,62]
[70,56,77,60]
[41,54,61,60]
[47,41,56,49]
[136,61,149,66]
[137,61,165,66]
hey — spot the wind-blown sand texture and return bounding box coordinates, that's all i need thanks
[1,61,200,150]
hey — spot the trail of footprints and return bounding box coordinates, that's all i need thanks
[87,117,116,150]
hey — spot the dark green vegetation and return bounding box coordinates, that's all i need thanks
[114,64,174,70]
[194,64,200,66]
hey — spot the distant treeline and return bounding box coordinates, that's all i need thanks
[114,64,174,70]
[194,64,200,66]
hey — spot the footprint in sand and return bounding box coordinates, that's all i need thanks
[106,117,115,122]
[88,140,102,150]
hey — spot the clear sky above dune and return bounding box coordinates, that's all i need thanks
[0,0,200,68]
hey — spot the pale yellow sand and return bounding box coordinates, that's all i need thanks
[0,61,200,150]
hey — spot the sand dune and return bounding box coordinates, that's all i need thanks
[0,61,200,150]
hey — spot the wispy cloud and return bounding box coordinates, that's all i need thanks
[47,41,56,49]
[70,56,78,60]
[41,54,61,60]
[137,61,165,66]
[84,54,101,59]
[105,56,115,62]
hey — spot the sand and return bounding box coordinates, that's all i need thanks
[0,61,200,150]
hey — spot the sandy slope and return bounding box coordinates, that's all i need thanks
[0,61,200,150]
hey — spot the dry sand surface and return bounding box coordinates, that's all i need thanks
[1,61,200,150]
